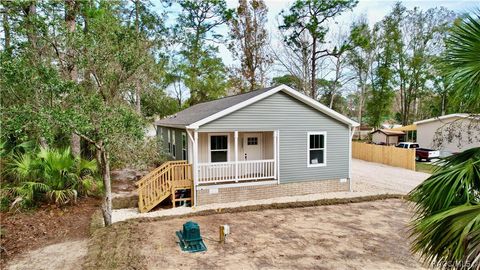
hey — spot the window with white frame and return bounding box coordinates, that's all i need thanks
[210,135,228,162]
[182,132,187,160]
[308,132,326,166]
[167,130,171,154]
[172,130,176,158]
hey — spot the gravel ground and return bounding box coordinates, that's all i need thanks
[352,159,431,193]
[111,159,430,223]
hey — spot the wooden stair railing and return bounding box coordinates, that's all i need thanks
[136,160,193,213]
[170,163,194,207]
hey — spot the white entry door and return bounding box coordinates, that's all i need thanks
[243,133,263,161]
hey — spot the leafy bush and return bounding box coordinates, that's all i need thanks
[1,146,103,210]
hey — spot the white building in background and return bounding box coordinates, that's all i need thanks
[414,114,480,156]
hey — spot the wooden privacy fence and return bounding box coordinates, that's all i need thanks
[352,142,416,170]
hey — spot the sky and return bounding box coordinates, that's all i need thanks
[154,0,477,97]
[222,0,477,64]
[157,0,477,67]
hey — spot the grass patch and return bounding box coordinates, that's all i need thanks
[415,162,438,174]
[83,221,147,270]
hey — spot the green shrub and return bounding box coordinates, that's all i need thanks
[1,146,102,210]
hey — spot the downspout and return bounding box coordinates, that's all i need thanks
[349,126,356,192]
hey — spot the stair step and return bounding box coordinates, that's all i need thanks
[173,197,192,201]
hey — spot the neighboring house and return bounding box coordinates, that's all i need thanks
[414,114,480,156]
[388,124,417,142]
[370,129,405,145]
[154,85,359,207]
[145,124,157,138]
[353,126,374,140]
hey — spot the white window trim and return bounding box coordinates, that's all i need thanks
[172,130,176,158]
[182,132,187,160]
[307,131,327,168]
[208,133,230,163]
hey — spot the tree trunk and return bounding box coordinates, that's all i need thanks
[357,73,366,129]
[71,134,81,157]
[3,6,10,53]
[81,0,93,89]
[65,0,81,157]
[99,146,112,226]
[24,2,48,146]
[310,38,317,99]
[39,137,48,148]
[301,45,309,95]
[134,0,142,114]
[441,93,446,116]
[329,93,335,109]
[135,80,141,114]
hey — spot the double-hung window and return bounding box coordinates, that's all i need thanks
[307,132,326,167]
[210,135,228,163]
[172,130,176,158]
[182,132,187,160]
[167,130,171,154]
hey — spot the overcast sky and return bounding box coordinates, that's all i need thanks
[155,0,477,94]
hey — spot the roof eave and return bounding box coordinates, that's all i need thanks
[156,123,188,129]
[414,113,470,125]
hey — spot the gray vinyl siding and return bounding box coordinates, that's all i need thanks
[199,92,350,183]
[156,126,188,161]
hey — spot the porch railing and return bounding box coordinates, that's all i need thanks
[198,159,275,184]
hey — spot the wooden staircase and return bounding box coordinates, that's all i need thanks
[136,160,193,213]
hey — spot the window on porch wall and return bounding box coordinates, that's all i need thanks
[210,135,228,162]
[172,130,176,158]
[167,130,171,154]
[182,132,187,160]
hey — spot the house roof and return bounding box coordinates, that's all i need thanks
[414,114,471,125]
[155,86,276,128]
[371,129,405,136]
[389,124,417,132]
[156,85,359,129]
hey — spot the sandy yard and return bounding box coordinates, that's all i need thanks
[5,240,88,270]
[85,199,427,270]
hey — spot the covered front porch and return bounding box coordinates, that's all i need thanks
[187,130,279,186]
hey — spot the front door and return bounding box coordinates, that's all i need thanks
[243,133,263,161]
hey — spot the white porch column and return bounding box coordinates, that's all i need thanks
[273,130,278,181]
[234,131,239,182]
[193,131,199,206]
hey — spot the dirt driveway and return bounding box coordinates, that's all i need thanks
[85,199,427,270]
[352,159,430,194]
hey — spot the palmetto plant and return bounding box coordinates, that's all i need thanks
[5,147,100,207]
[410,11,480,268]
[444,10,480,112]
[409,147,480,269]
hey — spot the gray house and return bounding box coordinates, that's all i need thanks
[155,85,359,206]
